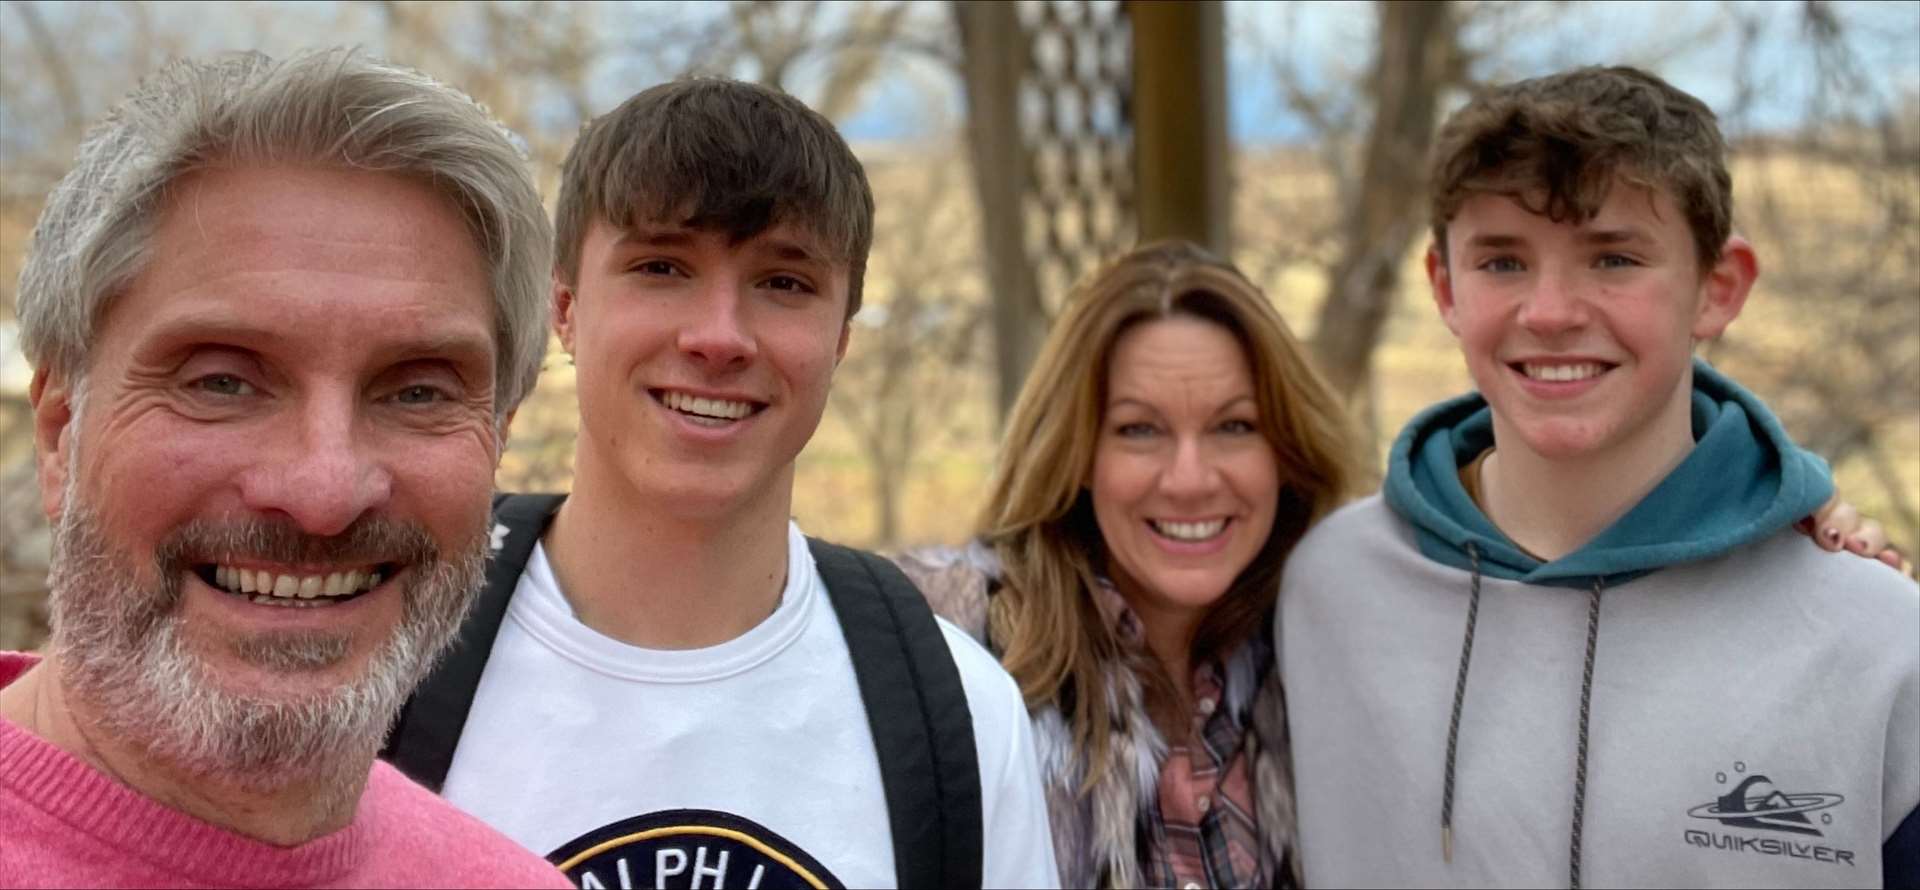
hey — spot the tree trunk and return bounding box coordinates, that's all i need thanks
[953,0,1047,425]
[1310,0,1456,408]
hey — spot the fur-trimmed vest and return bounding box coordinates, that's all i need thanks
[893,543,1298,889]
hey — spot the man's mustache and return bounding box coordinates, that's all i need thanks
[153,515,441,581]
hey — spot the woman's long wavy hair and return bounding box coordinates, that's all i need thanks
[978,240,1369,773]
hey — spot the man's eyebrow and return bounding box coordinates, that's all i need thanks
[385,328,497,367]
[140,311,495,367]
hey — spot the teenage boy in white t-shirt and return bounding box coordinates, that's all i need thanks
[383,79,1059,890]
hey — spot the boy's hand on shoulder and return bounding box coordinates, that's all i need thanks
[1798,494,1914,578]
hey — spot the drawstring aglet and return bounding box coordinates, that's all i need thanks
[1443,825,1453,863]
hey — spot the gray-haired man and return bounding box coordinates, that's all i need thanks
[1,50,567,887]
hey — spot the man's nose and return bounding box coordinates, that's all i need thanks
[238,394,392,537]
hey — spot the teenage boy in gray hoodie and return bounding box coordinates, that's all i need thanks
[1280,66,1918,888]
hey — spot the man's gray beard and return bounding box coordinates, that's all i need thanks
[45,499,484,796]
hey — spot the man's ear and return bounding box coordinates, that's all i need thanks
[836,320,851,365]
[1693,235,1758,340]
[1425,244,1462,337]
[29,367,75,520]
[551,275,577,354]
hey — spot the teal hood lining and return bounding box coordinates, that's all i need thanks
[1383,358,1833,587]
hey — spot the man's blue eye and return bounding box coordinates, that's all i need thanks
[194,374,253,396]
[394,385,444,404]
[1481,256,1524,273]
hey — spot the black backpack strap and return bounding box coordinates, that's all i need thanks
[808,537,985,890]
[383,492,567,791]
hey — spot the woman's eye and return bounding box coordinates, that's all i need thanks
[1116,422,1158,438]
[192,374,254,397]
[1218,418,1258,435]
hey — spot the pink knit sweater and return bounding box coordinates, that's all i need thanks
[0,653,571,888]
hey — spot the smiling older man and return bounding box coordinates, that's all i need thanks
[0,50,568,888]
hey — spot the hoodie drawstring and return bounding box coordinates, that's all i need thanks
[1569,578,1603,890]
[1441,544,1607,890]
[1440,543,1483,864]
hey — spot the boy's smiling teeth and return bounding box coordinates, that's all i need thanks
[1151,518,1228,541]
[207,565,384,608]
[1520,361,1608,382]
[660,390,756,421]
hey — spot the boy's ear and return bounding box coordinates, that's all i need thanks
[551,275,577,354]
[836,320,851,365]
[1692,235,1759,340]
[29,367,75,520]
[1425,244,1462,337]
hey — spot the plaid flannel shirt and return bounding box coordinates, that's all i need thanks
[1094,582,1280,889]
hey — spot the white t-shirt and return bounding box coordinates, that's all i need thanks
[442,522,1059,890]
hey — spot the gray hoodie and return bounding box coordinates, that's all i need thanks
[1279,363,1919,888]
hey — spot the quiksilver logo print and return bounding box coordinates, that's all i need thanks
[1688,774,1843,835]
[1682,762,1855,867]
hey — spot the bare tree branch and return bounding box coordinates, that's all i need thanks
[7,0,86,141]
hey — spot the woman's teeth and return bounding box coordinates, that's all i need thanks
[1152,519,1227,541]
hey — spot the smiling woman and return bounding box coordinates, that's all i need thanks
[894,239,1369,889]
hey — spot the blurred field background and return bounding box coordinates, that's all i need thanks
[3,0,1916,649]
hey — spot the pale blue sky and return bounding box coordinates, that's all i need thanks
[5,0,1915,151]
[835,0,1920,142]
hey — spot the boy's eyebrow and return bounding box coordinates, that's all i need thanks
[1579,227,1654,245]
[612,227,695,248]
[758,237,827,265]
[609,228,829,265]
[1464,233,1525,249]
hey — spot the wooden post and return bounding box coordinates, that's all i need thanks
[1130,0,1230,255]
[955,0,1049,424]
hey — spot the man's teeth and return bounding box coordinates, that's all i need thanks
[1523,362,1606,382]
[662,391,753,420]
[212,566,382,601]
[1152,519,1227,541]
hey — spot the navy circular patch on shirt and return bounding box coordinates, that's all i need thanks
[548,808,846,890]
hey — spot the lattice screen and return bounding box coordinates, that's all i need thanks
[1014,0,1136,311]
